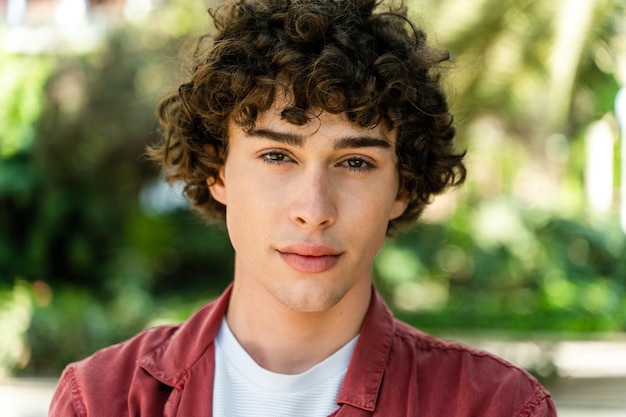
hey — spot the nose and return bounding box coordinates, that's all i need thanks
[290,166,337,229]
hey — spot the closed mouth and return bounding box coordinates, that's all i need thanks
[277,244,343,273]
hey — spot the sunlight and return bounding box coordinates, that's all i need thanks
[54,0,88,26]
[616,86,626,233]
[548,0,598,129]
[585,119,615,215]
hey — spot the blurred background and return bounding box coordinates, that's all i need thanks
[1,0,626,414]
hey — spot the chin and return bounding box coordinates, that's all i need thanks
[274,284,347,313]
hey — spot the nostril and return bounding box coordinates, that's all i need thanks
[293,213,335,228]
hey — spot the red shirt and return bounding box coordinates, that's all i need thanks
[49,285,557,416]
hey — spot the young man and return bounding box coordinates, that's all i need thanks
[50,0,557,415]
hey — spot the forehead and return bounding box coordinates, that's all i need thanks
[246,98,396,145]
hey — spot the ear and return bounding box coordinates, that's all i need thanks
[207,165,227,206]
[389,189,409,221]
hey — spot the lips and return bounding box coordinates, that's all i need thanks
[277,243,342,274]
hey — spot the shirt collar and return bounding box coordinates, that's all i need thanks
[336,287,395,412]
[137,283,395,412]
[138,285,233,387]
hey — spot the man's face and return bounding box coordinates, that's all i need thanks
[209,102,408,313]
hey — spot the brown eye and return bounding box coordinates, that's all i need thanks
[260,151,293,165]
[341,157,374,172]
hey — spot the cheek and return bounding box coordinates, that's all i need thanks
[222,183,253,247]
[367,179,405,219]
[354,221,388,267]
[223,181,274,250]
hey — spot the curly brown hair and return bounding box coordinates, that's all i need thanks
[152,0,466,230]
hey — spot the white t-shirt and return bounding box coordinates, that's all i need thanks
[213,318,358,417]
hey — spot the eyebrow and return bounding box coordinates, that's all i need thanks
[250,128,392,150]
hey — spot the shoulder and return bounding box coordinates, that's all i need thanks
[49,324,180,417]
[387,319,556,416]
[70,323,180,379]
[391,318,530,373]
[49,291,230,417]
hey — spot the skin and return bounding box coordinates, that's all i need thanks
[208,100,408,374]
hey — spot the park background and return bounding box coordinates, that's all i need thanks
[1,0,625,407]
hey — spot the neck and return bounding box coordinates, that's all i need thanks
[225,272,371,375]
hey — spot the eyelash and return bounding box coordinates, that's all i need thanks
[260,151,292,165]
[259,151,375,173]
[341,157,374,173]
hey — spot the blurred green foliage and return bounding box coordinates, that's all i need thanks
[377,207,626,334]
[1,0,625,377]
